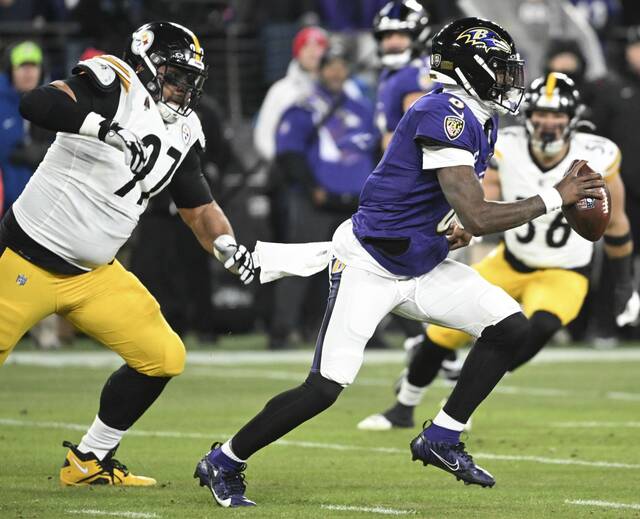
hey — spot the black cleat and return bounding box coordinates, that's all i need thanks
[410,430,495,488]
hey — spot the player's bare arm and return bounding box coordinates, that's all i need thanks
[437,162,604,236]
[178,201,233,250]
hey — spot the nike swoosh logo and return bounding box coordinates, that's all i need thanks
[71,457,89,474]
[430,448,460,472]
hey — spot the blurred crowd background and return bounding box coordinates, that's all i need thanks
[2,0,640,350]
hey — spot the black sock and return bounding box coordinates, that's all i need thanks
[98,364,170,430]
[407,333,454,387]
[231,372,343,460]
[510,311,562,371]
[443,313,529,424]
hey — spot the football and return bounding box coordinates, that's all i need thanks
[562,160,611,242]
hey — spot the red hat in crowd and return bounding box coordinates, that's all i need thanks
[292,26,329,59]
[79,47,106,61]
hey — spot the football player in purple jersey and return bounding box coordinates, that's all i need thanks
[194,18,605,506]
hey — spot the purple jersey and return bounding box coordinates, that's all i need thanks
[375,58,435,134]
[352,89,498,277]
[276,86,377,195]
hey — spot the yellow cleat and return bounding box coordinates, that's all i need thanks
[59,441,156,486]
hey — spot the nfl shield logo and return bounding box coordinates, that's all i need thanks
[444,116,465,140]
[16,274,27,286]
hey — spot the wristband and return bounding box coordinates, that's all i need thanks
[604,232,632,247]
[538,187,563,213]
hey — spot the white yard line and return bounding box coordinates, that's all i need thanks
[565,499,640,511]
[7,347,640,369]
[66,509,159,518]
[321,504,415,515]
[2,418,639,470]
[553,421,640,428]
[191,367,640,402]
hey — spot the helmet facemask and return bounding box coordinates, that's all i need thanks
[484,54,525,114]
[526,113,571,157]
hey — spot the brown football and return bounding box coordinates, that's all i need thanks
[562,160,611,242]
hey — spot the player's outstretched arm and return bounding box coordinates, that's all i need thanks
[19,75,147,173]
[178,202,255,285]
[437,161,605,236]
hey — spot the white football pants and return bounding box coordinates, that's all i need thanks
[311,259,521,386]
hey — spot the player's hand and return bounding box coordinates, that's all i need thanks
[554,159,605,206]
[100,120,148,174]
[446,223,473,251]
[615,289,640,327]
[213,234,255,285]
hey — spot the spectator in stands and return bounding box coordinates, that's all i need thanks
[269,44,378,349]
[254,26,329,162]
[0,40,59,349]
[0,0,67,22]
[545,39,623,139]
[0,41,52,216]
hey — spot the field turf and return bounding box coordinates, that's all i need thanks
[1,338,639,518]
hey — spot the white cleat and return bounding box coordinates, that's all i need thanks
[357,414,394,431]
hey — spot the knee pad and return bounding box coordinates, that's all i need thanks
[478,312,529,350]
[304,372,344,406]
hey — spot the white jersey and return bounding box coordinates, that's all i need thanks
[13,55,205,270]
[494,126,620,269]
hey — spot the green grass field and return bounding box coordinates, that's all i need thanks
[1,339,640,518]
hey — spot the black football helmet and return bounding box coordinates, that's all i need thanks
[124,21,208,118]
[523,72,584,156]
[373,0,430,69]
[429,17,525,114]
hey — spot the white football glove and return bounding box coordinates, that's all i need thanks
[213,234,255,285]
[79,112,148,173]
[616,290,640,327]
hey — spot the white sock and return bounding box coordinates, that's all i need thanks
[433,409,466,432]
[222,440,246,463]
[397,377,427,407]
[77,415,126,460]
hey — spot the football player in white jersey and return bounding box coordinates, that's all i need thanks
[358,72,639,432]
[0,22,255,486]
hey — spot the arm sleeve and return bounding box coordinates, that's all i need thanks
[168,145,214,209]
[19,74,119,133]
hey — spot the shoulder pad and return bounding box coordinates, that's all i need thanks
[576,133,621,178]
[72,55,132,93]
[72,57,119,92]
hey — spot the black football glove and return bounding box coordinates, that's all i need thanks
[98,119,148,174]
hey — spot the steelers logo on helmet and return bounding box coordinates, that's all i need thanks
[131,28,155,57]
[455,27,512,53]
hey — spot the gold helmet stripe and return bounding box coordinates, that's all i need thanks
[545,72,557,101]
